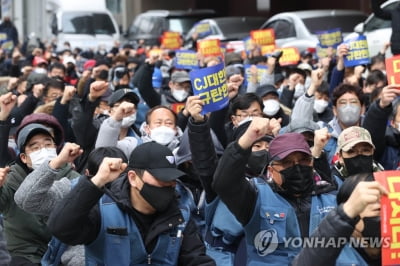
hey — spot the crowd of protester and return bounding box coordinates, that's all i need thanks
[0,5,397,264]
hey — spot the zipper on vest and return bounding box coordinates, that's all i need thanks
[147,254,151,264]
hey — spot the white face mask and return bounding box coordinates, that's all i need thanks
[263,99,280,116]
[121,113,137,128]
[172,89,189,102]
[294,83,305,99]
[34,68,47,74]
[396,122,400,131]
[29,148,57,169]
[337,104,361,127]
[150,126,176,145]
[313,99,329,114]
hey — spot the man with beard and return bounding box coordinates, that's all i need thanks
[213,117,337,265]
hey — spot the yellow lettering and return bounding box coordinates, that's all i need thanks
[388,177,400,192]
[218,70,226,84]
[391,200,400,218]
[206,73,219,87]
[193,78,203,91]
[392,59,400,73]
[391,226,400,249]
[199,91,211,104]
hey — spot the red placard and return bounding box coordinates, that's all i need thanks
[386,55,400,86]
[197,39,222,57]
[278,47,300,66]
[374,171,400,266]
[250,29,275,46]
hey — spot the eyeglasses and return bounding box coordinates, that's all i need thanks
[26,140,56,153]
[271,155,313,169]
[234,111,263,119]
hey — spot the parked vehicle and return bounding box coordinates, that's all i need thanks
[186,16,266,41]
[345,0,399,57]
[184,16,265,52]
[127,9,216,46]
[47,0,120,52]
[260,10,367,53]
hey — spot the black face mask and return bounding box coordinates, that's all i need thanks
[114,84,130,91]
[343,155,373,176]
[362,216,381,239]
[363,93,371,108]
[247,150,269,176]
[280,164,314,195]
[139,183,176,212]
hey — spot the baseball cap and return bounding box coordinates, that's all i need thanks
[225,65,242,79]
[297,63,312,72]
[108,88,140,107]
[171,71,190,83]
[256,84,279,98]
[63,56,76,65]
[269,132,311,161]
[286,119,319,134]
[27,72,49,87]
[33,56,48,67]
[337,126,375,152]
[17,123,54,150]
[128,142,186,182]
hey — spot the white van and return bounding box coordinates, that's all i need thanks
[47,0,120,52]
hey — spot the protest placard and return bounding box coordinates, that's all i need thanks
[174,50,199,70]
[385,55,400,86]
[343,35,370,67]
[250,29,275,46]
[374,171,400,266]
[315,28,343,48]
[190,62,228,114]
[278,47,300,66]
[193,21,212,38]
[197,39,222,57]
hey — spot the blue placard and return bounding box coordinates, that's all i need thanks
[343,35,370,67]
[243,64,268,85]
[243,36,252,56]
[190,62,229,114]
[315,28,343,48]
[194,22,213,38]
[174,50,199,70]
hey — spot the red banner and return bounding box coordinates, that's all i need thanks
[374,171,400,266]
[386,55,400,86]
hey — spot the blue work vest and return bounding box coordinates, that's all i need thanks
[336,244,369,266]
[204,197,244,265]
[244,180,336,265]
[85,193,190,265]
